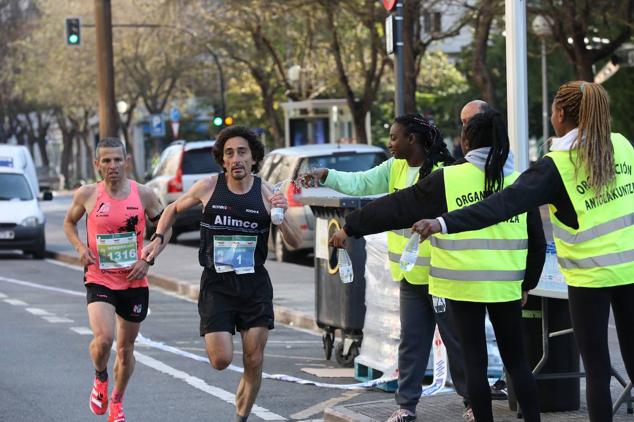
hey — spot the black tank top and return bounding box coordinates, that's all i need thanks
[198,173,270,270]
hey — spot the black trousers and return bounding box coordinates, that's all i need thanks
[568,283,634,422]
[395,282,468,412]
[449,299,540,422]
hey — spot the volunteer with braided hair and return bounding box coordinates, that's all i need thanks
[330,109,545,422]
[412,81,634,422]
[301,113,470,422]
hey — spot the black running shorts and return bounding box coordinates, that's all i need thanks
[198,267,275,336]
[85,283,149,323]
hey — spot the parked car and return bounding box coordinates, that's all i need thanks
[0,164,51,259]
[0,144,40,195]
[145,140,221,241]
[259,144,388,262]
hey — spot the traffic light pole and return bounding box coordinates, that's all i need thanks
[94,0,118,139]
[393,1,405,117]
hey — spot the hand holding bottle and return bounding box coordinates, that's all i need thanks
[270,181,287,225]
[400,232,420,272]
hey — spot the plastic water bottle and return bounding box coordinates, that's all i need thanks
[338,248,354,284]
[271,181,285,225]
[399,233,420,272]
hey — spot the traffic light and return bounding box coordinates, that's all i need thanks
[224,116,234,126]
[212,116,223,127]
[65,17,81,46]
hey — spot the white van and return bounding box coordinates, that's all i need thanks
[0,150,51,258]
[0,144,40,195]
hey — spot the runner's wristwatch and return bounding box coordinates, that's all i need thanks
[150,233,164,244]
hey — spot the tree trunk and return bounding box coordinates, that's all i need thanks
[470,0,497,107]
[350,106,368,144]
[250,67,284,147]
[402,0,420,114]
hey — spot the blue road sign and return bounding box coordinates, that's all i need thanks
[150,114,165,137]
[170,107,181,122]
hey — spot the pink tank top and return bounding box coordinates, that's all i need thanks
[85,180,147,290]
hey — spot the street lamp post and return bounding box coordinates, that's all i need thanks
[532,15,552,146]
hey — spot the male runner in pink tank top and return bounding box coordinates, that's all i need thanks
[64,138,166,422]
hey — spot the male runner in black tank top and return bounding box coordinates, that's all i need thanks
[143,126,300,422]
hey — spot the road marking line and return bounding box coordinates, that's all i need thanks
[45,258,83,271]
[70,327,93,335]
[25,308,53,316]
[133,350,286,421]
[0,276,83,297]
[0,292,7,299]
[290,391,360,420]
[42,316,74,323]
[4,298,27,306]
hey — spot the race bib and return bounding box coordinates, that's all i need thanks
[213,235,257,274]
[96,232,137,270]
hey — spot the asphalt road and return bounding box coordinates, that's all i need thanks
[0,256,388,421]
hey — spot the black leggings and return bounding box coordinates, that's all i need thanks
[449,299,540,422]
[568,283,634,422]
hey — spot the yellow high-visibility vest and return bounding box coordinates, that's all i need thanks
[545,133,634,288]
[430,162,528,302]
[386,159,433,285]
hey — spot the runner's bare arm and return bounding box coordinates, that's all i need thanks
[262,181,302,249]
[142,176,217,261]
[63,185,97,266]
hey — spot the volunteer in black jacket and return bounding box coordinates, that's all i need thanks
[411,81,634,422]
[330,109,546,422]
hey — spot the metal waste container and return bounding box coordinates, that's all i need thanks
[300,194,376,367]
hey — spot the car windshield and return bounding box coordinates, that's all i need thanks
[0,173,33,201]
[302,152,386,173]
[182,148,221,174]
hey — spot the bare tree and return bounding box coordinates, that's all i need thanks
[536,0,634,81]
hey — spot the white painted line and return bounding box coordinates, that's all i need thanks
[70,327,93,335]
[4,298,27,306]
[290,391,360,420]
[0,292,7,299]
[267,340,321,344]
[45,258,83,271]
[25,308,53,316]
[42,316,74,323]
[0,276,84,297]
[133,350,286,421]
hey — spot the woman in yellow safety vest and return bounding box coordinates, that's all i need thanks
[330,109,545,422]
[412,81,634,422]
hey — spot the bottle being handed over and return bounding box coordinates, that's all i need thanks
[270,181,285,225]
[338,248,354,284]
[399,233,420,272]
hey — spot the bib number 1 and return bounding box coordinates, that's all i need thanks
[213,235,257,274]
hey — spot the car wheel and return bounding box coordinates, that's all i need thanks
[274,229,292,262]
[31,234,46,259]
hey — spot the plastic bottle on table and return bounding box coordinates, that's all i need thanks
[338,248,354,284]
[271,181,285,225]
[399,233,420,272]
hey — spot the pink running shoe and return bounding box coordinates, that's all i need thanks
[89,377,108,415]
[108,401,126,422]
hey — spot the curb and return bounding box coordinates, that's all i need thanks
[324,406,378,422]
[45,249,319,333]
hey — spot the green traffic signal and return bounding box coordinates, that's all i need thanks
[213,116,223,126]
[65,17,81,46]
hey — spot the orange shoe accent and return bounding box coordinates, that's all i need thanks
[89,377,108,415]
[108,401,126,422]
